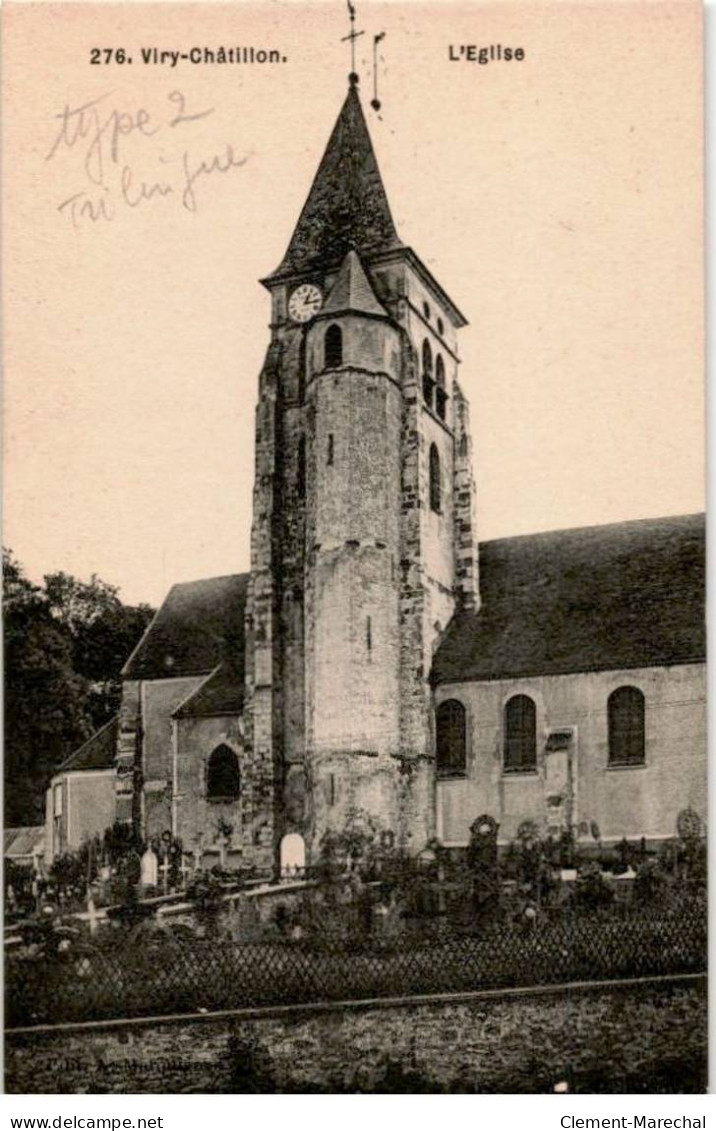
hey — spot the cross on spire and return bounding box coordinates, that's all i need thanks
[371,31,385,111]
[341,0,365,81]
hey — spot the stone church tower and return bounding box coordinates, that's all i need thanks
[245,75,478,865]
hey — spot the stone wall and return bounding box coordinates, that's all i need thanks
[66,772,115,854]
[435,663,707,845]
[6,979,706,1094]
[390,261,473,853]
[307,368,402,759]
[115,678,140,826]
[394,332,433,853]
[244,341,284,873]
[174,715,244,861]
[245,252,475,864]
[142,677,204,840]
[452,378,479,609]
[45,771,115,863]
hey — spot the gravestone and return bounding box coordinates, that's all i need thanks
[140,847,158,889]
[280,832,306,878]
[677,807,702,841]
[468,814,500,920]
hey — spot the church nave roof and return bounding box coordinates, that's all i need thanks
[122,573,249,681]
[173,661,245,719]
[432,513,705,684]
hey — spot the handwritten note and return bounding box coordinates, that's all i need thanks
[47,91,251,226]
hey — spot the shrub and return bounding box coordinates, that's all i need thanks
[293,872,376,948]
[186,869,226,934]
[571,863,614,911]
[558,829,577,869]
[103,820,142,866]
[5,859,35,916]
[48,842,103,908]
[632,859,672,906]
[678,837,707,892]
[109,847,142,907]
[314,809,386,882]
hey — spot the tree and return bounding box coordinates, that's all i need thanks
[4,550,91,825]
[3,550,154,825]
[43,569,154,729]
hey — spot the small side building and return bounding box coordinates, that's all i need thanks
[44,717,117,864]
[4,826,45,874]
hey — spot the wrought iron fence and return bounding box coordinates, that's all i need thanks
[5,900,706,1029]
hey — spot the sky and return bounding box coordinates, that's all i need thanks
[3,0,704,607]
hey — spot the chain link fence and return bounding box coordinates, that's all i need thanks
[6,900,706,1028]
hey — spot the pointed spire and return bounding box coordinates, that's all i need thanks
[322,249,389,318]
[265,79,402,282]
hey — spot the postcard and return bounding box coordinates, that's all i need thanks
[3,0,705,1095]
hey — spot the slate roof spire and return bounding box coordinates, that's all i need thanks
[265,76,402,283]
[321,248,389,318]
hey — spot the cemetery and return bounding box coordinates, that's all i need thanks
[4,809,707,1031]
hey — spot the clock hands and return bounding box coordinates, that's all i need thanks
[289,283,323,323]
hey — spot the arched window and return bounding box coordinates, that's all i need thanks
[435,354,448,421]
[325,324,343,369]
[207,745,240,802]
[429,443,441,513]
[608,687,645,765]
[422,339,434,407]
[504,695,537,772]
[297,436,306,498]
[435,354,445,388]
[436,699,467,778]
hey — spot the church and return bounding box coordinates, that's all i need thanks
[45,75,706,873]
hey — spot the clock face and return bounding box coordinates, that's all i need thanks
[288,283,323,323]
